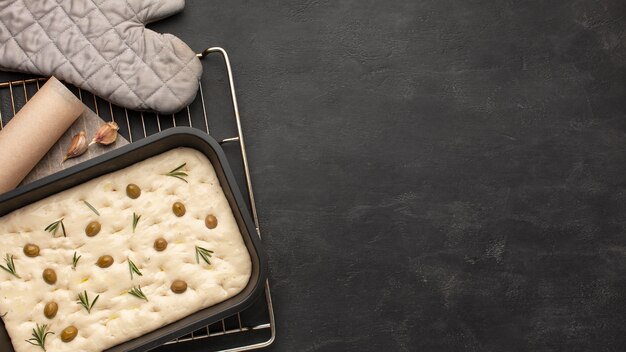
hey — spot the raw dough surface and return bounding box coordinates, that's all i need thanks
[0,148,252,352]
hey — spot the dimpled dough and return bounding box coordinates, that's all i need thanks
[0,148,252,352]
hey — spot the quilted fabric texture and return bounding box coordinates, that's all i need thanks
[0,0,202,114]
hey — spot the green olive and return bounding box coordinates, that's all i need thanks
[126,184,141,199]
[23,243,40,257]
[44,302,58,319]
[205,215,218,229]
[61,326,78,342]
[96,255,114,268]
[172,202,186,217]
[42,268,57,285]
[85,221,101,237]
[154,238,168,251]
[171,280,187,294]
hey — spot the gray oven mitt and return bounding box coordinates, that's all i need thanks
[0,0,202,114]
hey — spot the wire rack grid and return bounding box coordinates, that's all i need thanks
[0,47,275,352]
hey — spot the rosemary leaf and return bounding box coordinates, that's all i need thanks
[24,323,53,351]
[0,254,20,278]
[72,252,81,270]
[128,258,143,280]
[44,218,66,237]
[132,213,141,233]
[165,163,188,183]
[83,201,100,216]
[128,285,148,302]
[195,246,214,265]
[77,290,99,314]
[43,222,57,232]
[169,163,186,173]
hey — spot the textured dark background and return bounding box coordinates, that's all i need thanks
[3,0,626,351]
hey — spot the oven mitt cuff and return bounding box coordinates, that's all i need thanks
[0,0,202,114]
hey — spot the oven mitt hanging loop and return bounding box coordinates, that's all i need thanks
[0,0,202,114]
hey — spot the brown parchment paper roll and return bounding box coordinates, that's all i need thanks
[0,77,84,194]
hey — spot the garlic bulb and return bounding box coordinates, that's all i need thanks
[90,122,119,146]
[63,131,88,162]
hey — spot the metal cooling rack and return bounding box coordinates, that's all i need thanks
[0,47,275,352]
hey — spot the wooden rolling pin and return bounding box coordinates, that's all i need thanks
[0,77,84,194]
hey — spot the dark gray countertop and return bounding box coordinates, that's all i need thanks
[3,0,626,351]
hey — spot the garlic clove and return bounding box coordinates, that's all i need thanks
[90,122,119,146]
[63,131,88,162]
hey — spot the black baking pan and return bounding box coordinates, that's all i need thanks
[0,127,267,352]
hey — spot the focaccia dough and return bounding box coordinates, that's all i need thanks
[0,148,252,352]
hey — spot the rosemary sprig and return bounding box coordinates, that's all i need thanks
[83,200,100,216]
[165,163,188,183]
[0,254,20,278]
[132,213,141,233]
[44,218,66,237]
[128,258,143,280]
[72,251,81,270]
[24,323,53,351]
[195,246,214,265]
[128,285,148,302]
[77,290,99,314]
